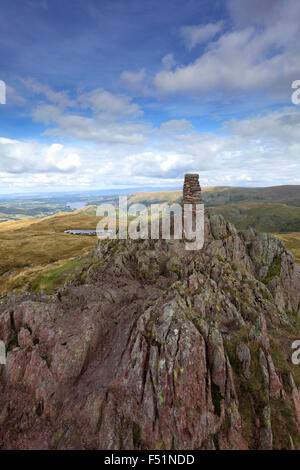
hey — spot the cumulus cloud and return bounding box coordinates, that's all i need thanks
[22,78,75,108]
[154,0,300,98]
[6,85,26,106]
[161,54,176,70]
[2,106,300,191]
[160,119,194,135]
[28,85,148,147]
[26,97,300,189]
[32,100,150,146]
[4,35,300,193]
[120,69,147,92]
[227,0,283,27]
[180,22,223,50]
[78,88,142,119]
[224,108,300,142]
[0,138,81,174]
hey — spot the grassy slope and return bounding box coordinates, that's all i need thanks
[127,190,182,205]
[273,233,300,265]
[0,200,74,222]
[0,209,100,294]
[128,189,300,234]
[202,185,300,207]
[209,202,300,233]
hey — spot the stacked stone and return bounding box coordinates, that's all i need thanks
[182,173,202,205]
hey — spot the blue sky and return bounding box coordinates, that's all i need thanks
[0,0,300,193]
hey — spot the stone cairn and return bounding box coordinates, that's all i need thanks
[182,173,202,206]
[163,173,202,238]
[181,174,202,237]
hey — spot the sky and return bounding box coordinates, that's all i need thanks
[0,0,300,194]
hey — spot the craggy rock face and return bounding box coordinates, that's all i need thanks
[0,214,300,450]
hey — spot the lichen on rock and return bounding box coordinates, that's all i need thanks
[0,211,299,449]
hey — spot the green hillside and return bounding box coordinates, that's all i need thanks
[274,232,300,264]
[209,202,300,233]
[125,187,300,234]
[202,185,300,207]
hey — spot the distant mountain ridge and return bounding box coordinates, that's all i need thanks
[202,185,300,207]
[1,184,300,224]
[126,186,300,234]
[127,185,300,207]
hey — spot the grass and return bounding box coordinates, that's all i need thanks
[225,331,268,446]
[267,317,300,449]
[30,258,87,293]
[0,211,101,295]
[224,322,300,449]
[128,190,182,206]
[263,257,282,283]
[127,190,300,240]
[273,233,300,265]
[210,202,300,233]
[203,185,300,207]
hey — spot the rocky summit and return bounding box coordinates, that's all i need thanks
[0,213,300,450]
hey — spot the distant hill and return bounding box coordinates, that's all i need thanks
[209,202,300,233]
[126,185,300,208]
[127,190,181,206]
[1,185,300,223]
[125,186,300,234]
[202,185,300,207]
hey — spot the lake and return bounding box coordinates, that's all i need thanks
[64,229,96,235]
[66,202,87,210]
[64,229,112,235]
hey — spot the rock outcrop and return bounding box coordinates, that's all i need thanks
[0,214,299,450]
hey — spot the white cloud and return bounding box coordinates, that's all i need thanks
[6,85,26,106]
[22,78,75,108]
[32,104,151,146]
[120,69,153,96]
[4,72,300,192]
[29,86,147,147]
[57,154,80,171]
[120,69,147,91]
[159,119,194,135]
[180,22,223,50]
[227,0,284,27]
[26,101,300,189]
[161,54,176,70]
[0,138,81,174]
[225,108,300,141]
[154,1,300,98]
[78,88,142,119]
